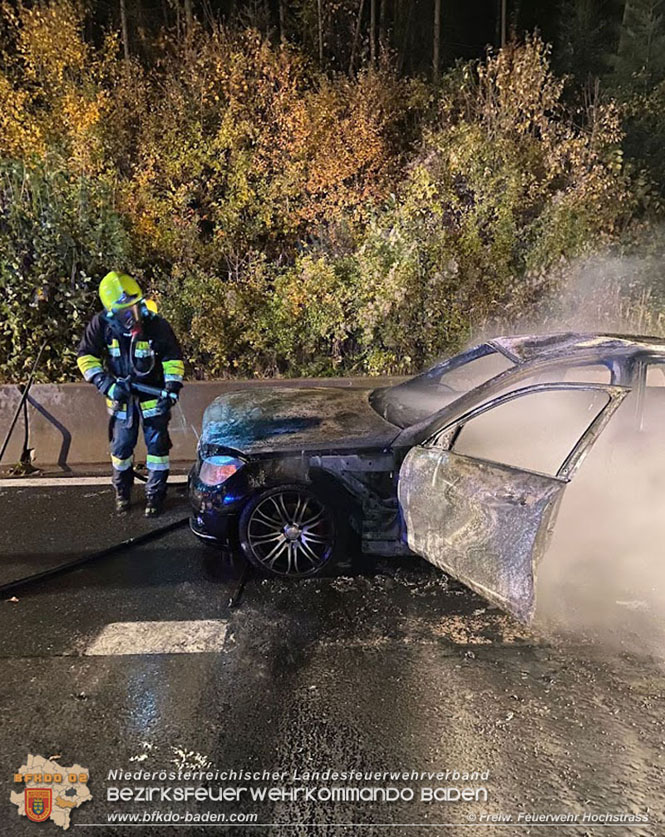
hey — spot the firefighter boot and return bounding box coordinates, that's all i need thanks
[144,493,165,517]
[112,461,133,514]
[145,453,168,517]
[144,475,167,517]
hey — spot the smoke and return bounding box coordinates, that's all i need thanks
[486,233,665,339]
[517,238,665,655]
[389,235,665,654]
[440,380,665,654]
[534,392,665,656]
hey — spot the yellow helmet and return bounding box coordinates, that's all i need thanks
[99,271,143,312]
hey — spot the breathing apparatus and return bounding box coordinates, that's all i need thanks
[98,272,158,378]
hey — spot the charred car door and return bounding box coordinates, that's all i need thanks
[398,383,629,622]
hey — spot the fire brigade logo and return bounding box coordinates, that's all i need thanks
[10,754,92,830]
[25,788,52,822]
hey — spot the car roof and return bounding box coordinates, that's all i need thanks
[489,332,665,364]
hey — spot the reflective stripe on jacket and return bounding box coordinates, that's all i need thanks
[76,311,184,403]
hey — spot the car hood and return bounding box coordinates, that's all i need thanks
[200,386,399,454]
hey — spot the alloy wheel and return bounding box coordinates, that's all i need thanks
[245,488,335,576]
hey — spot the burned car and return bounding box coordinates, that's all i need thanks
[189,333,665,621]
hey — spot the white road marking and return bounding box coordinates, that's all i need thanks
[84,620,228,656]
[0,475,188,488]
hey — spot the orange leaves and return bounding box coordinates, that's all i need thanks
[16,0,87,88]
[0,4,412,263]
[0,6,639,380]
[0,71,44,157]
[115,25,411,265]
[0,1,117,177]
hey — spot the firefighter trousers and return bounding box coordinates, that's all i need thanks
[110,401,172,501]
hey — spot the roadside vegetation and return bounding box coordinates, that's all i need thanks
[1,0,664,382]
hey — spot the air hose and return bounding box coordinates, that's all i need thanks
[0,516,189,596]
[129,330,155,378]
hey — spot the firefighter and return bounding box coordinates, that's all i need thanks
[76,271,184,516]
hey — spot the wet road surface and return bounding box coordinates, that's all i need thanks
[0,485,663,835]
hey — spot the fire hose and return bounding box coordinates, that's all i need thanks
[0,513,251,608]
[0,517,190,596]
[128,380,179,403]
[0,379,189,597]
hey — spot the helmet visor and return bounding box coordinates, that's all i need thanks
[116,303,141,331]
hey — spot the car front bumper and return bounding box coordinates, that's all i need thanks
[189,509,238,546]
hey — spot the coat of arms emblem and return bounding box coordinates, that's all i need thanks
[25,787,52,822]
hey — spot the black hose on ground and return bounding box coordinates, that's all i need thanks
[0,516,189,597]
[228,561,253,609]
[132,466,148,483]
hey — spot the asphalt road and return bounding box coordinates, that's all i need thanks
[0,485,663,836]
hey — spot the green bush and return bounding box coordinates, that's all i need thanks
[0,2,647,382]
[248,38,634,376]
[0,159,131,382]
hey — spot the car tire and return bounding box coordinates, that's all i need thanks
[238,483,340,577]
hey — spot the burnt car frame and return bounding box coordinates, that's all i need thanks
[189,333,665,621]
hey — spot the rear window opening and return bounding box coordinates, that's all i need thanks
[646,364,665,387]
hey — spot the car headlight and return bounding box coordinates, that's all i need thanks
[199,455,244,487]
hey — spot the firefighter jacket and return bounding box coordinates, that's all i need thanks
[76,311,184,420]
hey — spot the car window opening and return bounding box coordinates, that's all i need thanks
[451,389,610,477]
[646,363,665,387]
[424,344,515,391]
[635,362,665,433]
[370,344,515,428]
